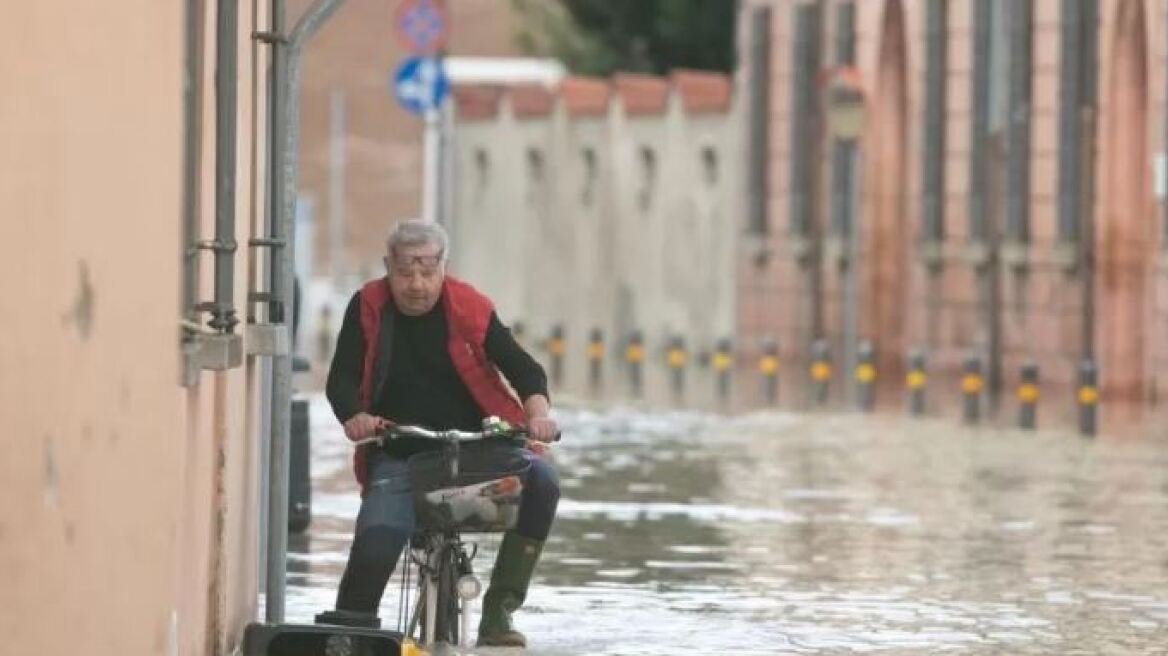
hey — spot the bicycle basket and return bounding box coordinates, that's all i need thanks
[407,443,530,533]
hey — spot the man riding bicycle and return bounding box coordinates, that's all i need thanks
[325,218,560,648]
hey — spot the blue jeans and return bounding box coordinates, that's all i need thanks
[336,447,559,612]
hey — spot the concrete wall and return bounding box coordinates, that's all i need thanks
[1,2,270,654]
[737,0,1168,434]
[450,76,740,406]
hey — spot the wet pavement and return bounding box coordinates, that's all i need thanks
[286,395,1168,654]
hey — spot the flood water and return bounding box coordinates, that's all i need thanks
[286,395,1168,654]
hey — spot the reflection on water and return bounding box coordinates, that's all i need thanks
[287,396,1168,654]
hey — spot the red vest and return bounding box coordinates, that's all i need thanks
[351,275,525,493]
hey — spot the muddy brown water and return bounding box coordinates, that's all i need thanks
[281,396,1168,654]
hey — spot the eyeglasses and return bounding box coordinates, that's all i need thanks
[395,253,443,268]
[389,251,444,276]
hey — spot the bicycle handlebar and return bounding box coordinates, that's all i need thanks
[352,421,560,449]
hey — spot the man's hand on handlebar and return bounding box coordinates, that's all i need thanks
[526,416,559,443]
[343,412,391,441]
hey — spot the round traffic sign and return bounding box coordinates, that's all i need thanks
[392,56,450,114]
[395,0,449,55]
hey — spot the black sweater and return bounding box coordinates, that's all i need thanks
[326,291,548,457]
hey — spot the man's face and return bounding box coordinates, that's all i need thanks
[385,241,445,316]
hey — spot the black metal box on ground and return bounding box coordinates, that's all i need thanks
[289,398,312,533]
[243,622,402,656]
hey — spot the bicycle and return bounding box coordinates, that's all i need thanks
[351,417,556,650]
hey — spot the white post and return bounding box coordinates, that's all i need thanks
[423,106,441,224]
[460,599,472,647]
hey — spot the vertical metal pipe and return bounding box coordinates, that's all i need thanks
[182,0,205,337]
[267,0,348,624]
[840,140,860,403]
[969,0,992,244]
[1057,0,1083,244]
[1006,1,1033,243]
[267,0,286,326]
[789,4,822,239]
[210,0,240,333]
[747,6,772,235]
[922,0,947,246]
[1079,0,1099,360]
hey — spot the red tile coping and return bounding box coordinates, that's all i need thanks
[612,72,670,115]
[560,76,610,116]
[669,69,732,114]
[453,70,732,120]
[453,84,504,120]
[509,83,555,118]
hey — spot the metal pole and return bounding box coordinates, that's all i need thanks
[423,106,441,224]
[329,87,347,285]
[267,0,348,624]
[182,0,205,340]
[209,0,240,334]
[841,139,860,404]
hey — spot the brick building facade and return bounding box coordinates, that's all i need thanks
[736,0,1168,433]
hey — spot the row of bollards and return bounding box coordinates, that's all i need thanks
[516,323,1100,436]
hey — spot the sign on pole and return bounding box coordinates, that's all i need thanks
[826,66,865,139]
[394,0,449,54]
[392,56,450,115]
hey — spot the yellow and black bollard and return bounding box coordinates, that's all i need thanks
[961,354,984,425]
[712,337,733,405]
[906,348,927,416]
[759,338,780,405]
[855,340,876,412]
[1077,358,1098,437]
[625,330,645,398]
[667,335,688,403]
[1017,360,1039,430]
[547,324,565,388]
[587,327,604,396]
[810,339,832,407]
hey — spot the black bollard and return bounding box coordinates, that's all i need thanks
[906,348,927,416]
[667,335,687,403]
[962,353,984,425]
[760,338,780,406]
[1078,358,1098,437]
[547,324,565,388]
[1017,360,1039,430]
[856,340,876,412]
[713,337,733,405]
[289,398,312,534]
[626,330,644,399]
[587,327,604,396]
[810,339,832,406]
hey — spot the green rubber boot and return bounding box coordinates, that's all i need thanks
[476,532,544,648]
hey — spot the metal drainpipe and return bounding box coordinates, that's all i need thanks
[182,0,205,348]
[266,0,348,624]
[203,0,241,333]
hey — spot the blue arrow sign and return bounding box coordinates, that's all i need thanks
[392,56,449,115]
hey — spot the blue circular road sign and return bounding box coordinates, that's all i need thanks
[392,56,450,115]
